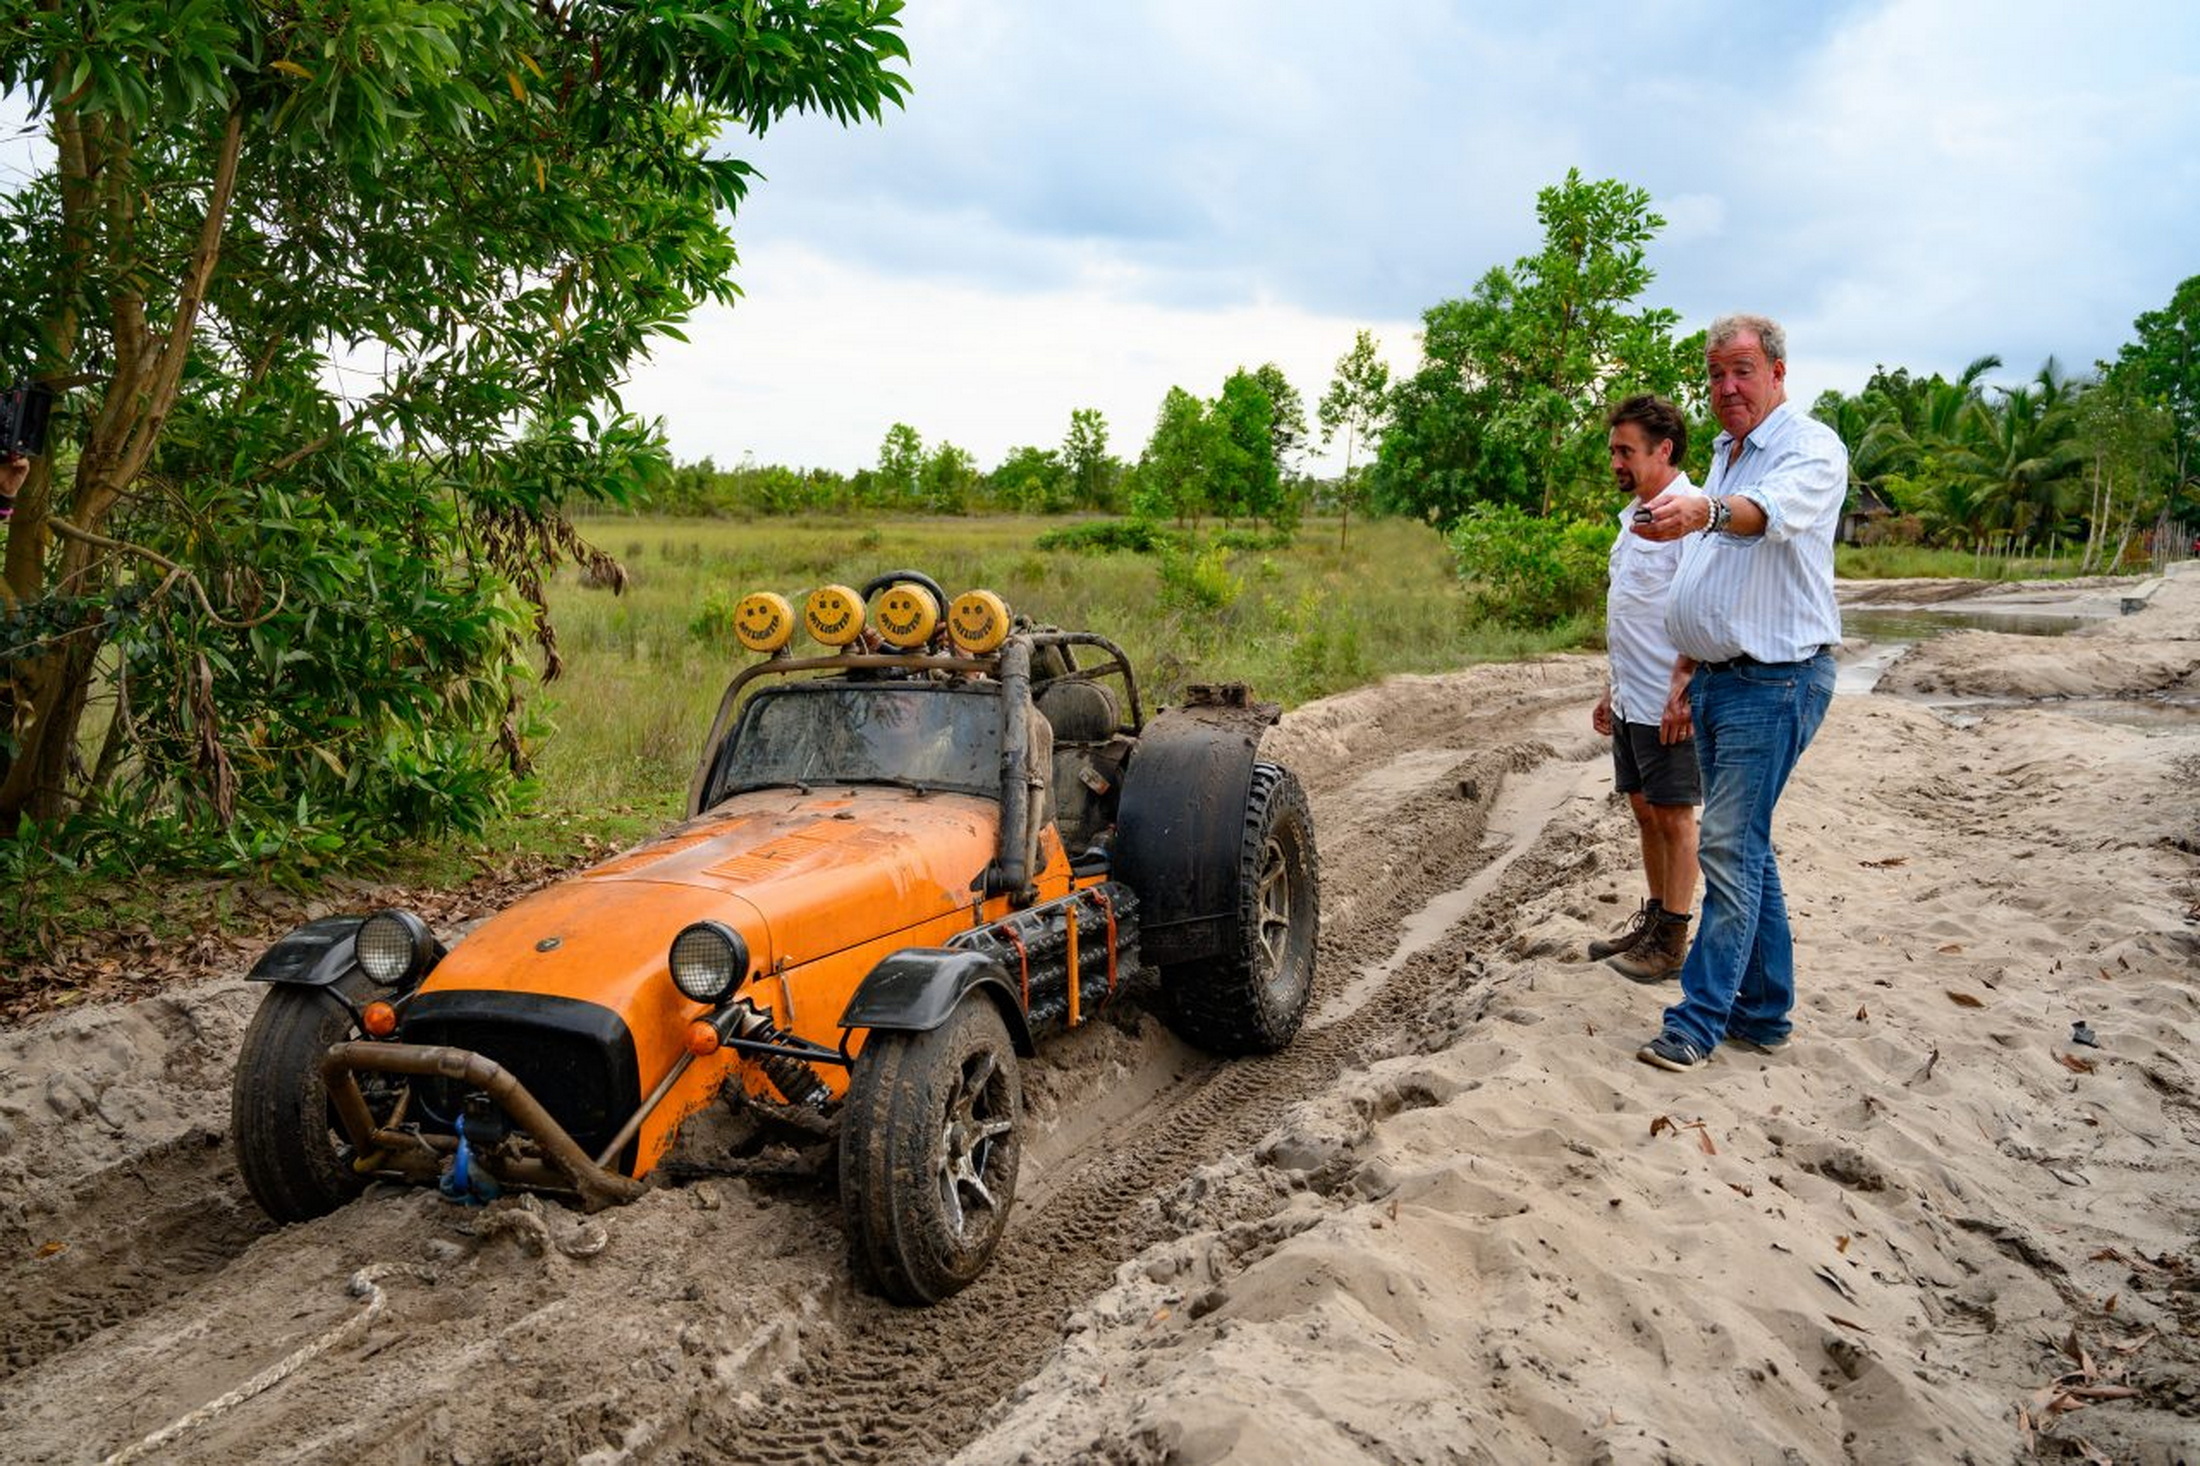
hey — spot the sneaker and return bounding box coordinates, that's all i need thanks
[1723,1032,1791,1055]
[1606,911,1690,983]
[1588,899,1660,960]
[1636,1030,1714,1072]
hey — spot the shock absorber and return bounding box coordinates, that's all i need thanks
[720,1000,831,1108]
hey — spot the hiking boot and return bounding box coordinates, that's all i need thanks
[1606,911,1691,983]
[1637,1030,1714,1072]
[1723,1032,1792,1055]
[1587,898,1660,960]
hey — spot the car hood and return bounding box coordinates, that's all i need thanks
[419,789,1000,1013]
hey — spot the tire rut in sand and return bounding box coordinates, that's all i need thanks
[698,728,1601,1463]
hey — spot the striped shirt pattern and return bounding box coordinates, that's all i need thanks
[1663,401,1846,665]
[1606,474,1701,724]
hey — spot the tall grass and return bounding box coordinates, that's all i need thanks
[530,514,1594,812]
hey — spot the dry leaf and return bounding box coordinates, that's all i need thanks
[1650,1115,1676,1139]
[1826,1313,1870,1333]
[2056,1052,2097,1075]
[1837,1235,1852,1254]
[2102,1293,2118,1314]
[36,1240,66,1258]
[1946,991,1985,1008]
[1727,1182,1754,1198]
[1937,942,1965,954]
[1860,855,1907,869]
[2097,966,2113,982]
[1855,1004,1869,1021]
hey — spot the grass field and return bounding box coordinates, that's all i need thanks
[529,512,1597,814]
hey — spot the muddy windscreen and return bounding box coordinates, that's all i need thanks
[708,682,1003,803]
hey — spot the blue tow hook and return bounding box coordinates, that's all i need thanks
[438,1113,503,1206]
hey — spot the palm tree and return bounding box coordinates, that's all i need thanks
[1947,359,2088,546]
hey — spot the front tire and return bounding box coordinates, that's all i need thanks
[1160,761,1319,1055]
[839,1000,1023,1304]
[231,969,383,1223]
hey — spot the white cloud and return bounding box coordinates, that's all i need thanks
[624,242,1420,475]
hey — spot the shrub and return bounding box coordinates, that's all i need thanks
[1034,518,1185,555]
[1447,504,1609,627]
[1157,545,1243,613]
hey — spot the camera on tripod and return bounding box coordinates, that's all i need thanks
[2,381,55,459]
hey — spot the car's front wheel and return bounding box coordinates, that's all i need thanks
[839,998,1023,1304]
[231,969,389,1222]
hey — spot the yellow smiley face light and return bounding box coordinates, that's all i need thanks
[871,583,941,650]
[731,591,794,654]
[947,589,1010,654]
[802,584,865,647]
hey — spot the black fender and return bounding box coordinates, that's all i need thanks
[246,915,366,988]
[1112,685,1280,966]
[840,948,1036,1057]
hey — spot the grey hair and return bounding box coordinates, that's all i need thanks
[1707,313,1786,364]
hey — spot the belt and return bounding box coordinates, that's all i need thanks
[1698,646,1828,673]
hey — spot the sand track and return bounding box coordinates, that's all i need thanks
[3,584,2197,1464]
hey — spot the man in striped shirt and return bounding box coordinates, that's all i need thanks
[1625,314,1844,1073]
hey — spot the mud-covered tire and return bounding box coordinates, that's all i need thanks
[231,970,377,1223]
[839,999,1023,1305]
[1159,761,1319,1055]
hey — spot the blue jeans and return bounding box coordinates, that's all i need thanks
[1660,651,1835,1051]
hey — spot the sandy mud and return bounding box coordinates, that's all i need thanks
[2,574,2195,1465]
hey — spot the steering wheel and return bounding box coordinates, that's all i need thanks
[858,568,949,610]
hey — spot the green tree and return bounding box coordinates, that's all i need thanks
[0,1,909,848]
[1376,170,1699,527]
[1210,369,1281,528]
[874,422,925,507]
[2105,274,2199,511]
[1318,329,1391,548]
[1251,363,1308,478]
[1134,387,1214,526]
[919,440,979,514]
[1062,407,1116,510]
[989,445,1069,514]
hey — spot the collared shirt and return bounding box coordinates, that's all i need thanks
[1664,401,1845,664]
[1606,473,1700,724]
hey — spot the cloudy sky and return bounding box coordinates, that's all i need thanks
[625,0,2200,477]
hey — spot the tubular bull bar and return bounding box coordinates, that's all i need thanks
[321,1041,650,1212]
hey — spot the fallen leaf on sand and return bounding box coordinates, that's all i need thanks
[1855,1004,1869,1021]
[2097,966,2114,982]
[1727,1182,1754,1198]
[1859,855,1907,868]
[1937,942,1965,954]
[1826,1314,1870,1333]
[36,1241,66,1258]
[1946,991,1986,1008]
[1813,1266,1858,1302]
[1837,1235,1852,1254]
[2056,1052,2096,1075]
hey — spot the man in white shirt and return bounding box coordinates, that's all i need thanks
[1627,314,1844,1073]
[1588,394,1701,982]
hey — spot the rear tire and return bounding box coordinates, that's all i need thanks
[1160,762,1319,1055]
[231,970,380,1223]
[840,1000,1022,1304]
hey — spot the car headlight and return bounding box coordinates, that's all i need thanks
[357,909,434,989]
[670,921,750,1006]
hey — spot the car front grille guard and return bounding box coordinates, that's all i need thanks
[320,1005,854,1211]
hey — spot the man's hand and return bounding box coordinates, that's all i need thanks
[1591,690,1613,736]
[1628,489,1708,542]
[1659,657,1695,745]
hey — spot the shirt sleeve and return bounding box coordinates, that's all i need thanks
[1735,424,1846,544]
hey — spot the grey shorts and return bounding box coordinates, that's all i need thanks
[1612,718,1702,806]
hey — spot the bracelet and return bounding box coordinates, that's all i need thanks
[1702,496,1731,536]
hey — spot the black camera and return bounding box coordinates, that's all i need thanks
[2,381,54,458]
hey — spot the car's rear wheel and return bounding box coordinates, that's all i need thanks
[839,999,1022,1304]
[1159,761,1319,1055]
[231,969,391,1222]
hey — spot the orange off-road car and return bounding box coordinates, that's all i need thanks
[231,570,1319,1302]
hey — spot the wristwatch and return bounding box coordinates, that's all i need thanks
[1703,496,1731,536]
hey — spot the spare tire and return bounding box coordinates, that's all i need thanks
[1158,761,1318,1054]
